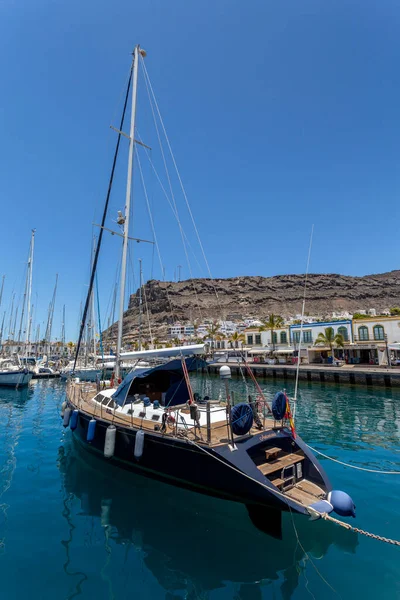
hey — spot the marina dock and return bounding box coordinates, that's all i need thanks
[207,361,400,388]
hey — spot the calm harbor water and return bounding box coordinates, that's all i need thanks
[0,377,400,599]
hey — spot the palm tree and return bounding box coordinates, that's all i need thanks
[315,327,344,362]
[206,321,221,349]
[67,341,75,357]
[229,331,245,349]
[259,314,284,351]
[172,337,181,347]
[152,338,161,349]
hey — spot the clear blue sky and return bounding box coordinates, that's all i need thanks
[0,0,399,340]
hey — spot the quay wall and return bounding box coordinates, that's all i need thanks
[206,362,400,388]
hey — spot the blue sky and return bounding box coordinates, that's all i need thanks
[0,0,399,340]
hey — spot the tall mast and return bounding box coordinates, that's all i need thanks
[91,238,97,357]
[138,258,143,351]
[116,45,142,379]
[0,275,5,311]
[25,230,35,353]
[46,274,58,356]
[61,304,66,356]
[8,292,15,342]
[0,311,5,348]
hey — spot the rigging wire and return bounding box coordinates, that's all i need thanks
[293,225,314,421]
[135,128,205,276]
[140,68,203,320]
[134,147,176,321]
[142,279,154,346]
[73,63,133,371]
[140,57,223,318]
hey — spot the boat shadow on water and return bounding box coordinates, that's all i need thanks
[57,435,358,600]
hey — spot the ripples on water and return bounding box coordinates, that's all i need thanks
[0,377,399,599]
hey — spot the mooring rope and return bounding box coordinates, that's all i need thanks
[321,513,400,546]
[185,438,400,546]
[307,444,400,475]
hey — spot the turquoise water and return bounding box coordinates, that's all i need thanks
[0,378,400,599]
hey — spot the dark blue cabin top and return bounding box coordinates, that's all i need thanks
[112,357,207,407]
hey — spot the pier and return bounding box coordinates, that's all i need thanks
[207,362,400,388]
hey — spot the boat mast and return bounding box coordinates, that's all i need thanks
[0,275,5,312]
[25,229,35,355]
[116,45,142,380]
[45,274,58,358]
[61,304,66,358]
[0,311,5,349]
[138,258,143,351]
[91,238,97,357]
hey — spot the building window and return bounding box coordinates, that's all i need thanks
[337,326,348,342]
[373,325,385,341]
[272,332,277,344]
[358,326,369,341]
[247,335,253,345]
[280,331,287,344]
[255,334,261,345]
[292,331,301,344]
[303,331,312,343]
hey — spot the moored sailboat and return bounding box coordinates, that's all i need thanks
[65,45,355,535]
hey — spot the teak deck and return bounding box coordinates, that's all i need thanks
[67,382,277,447]
[258,453,304,476]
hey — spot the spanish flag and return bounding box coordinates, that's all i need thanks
[284,393,296,439]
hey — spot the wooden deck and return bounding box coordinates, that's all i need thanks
[67,381,277,447]
[258,453,304,476]
[286,480,325,506]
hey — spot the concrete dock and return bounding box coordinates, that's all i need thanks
[206,361,400,388]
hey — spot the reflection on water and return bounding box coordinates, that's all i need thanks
[0,379,399,599]
[57,437,357,599]
[0,385,34,554]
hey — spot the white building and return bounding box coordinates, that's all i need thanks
[289,320,353,365]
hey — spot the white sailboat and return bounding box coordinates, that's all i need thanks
[0,231,35,387]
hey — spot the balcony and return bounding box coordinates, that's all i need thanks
[354,334,386,343]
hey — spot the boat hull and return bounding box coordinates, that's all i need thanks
[70,409,318,515]
[0,370,33,387]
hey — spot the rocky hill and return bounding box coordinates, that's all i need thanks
[105,271,400,342]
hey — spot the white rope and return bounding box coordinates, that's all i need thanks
[187,437,400,546]
[307,444,400,474]
[293,225,314,421]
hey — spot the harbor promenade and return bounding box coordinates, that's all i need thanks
[206,361,400,388]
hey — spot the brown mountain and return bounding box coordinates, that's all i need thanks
[103,271,400,342]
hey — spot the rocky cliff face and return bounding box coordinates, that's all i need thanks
[106,271,400,341]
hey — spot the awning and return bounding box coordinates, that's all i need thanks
[248,347,272,354]
[274,348,295,354]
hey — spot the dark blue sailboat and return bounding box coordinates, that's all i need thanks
[66,44,355,536]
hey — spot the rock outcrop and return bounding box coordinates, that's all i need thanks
[104,271,400,342]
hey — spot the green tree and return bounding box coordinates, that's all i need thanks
[229,331,245,348]
[259,314,284,351]
[206,321,221,349]
[314,327,344,361]
[172,337,181,346]
[390,307,400,316]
